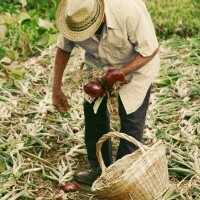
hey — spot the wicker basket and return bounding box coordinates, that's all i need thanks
[92,132,170,200]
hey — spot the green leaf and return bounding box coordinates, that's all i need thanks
[19,0,28,8]
[0,25,7,42]
[0,43,5,59]
[93,97,104,114]
[9,67,24,79]
[47,33,58,46]
[38,18,53,30]
[0,159,6,173]
[18,12,31,24]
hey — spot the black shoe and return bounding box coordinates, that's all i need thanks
[75,167,101,185]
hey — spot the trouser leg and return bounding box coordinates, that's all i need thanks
[84,97,113,168]
[116,86,151,160]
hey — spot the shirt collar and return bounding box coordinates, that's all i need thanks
[91,1,118,41]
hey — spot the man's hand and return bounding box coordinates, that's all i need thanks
[52,48,71,113]
[52,90,70,113]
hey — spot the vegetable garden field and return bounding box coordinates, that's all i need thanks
[0,0,199,199]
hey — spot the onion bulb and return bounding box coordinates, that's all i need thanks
[63,182,79,193]
[83,79,104,97]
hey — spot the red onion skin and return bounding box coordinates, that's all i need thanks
[84,69,126,96]
[83,79,104,97]
[63,182,79,193]
[105,69,125,82]
[103,69,126,91]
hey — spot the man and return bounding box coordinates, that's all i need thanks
[53,0,160,185]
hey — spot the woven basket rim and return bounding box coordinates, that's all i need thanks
[92,139,165,191]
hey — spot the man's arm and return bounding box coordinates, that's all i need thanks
[119,48,159,76]
[52,47,71,113]
[100,48,159,91]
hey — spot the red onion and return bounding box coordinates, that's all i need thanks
[83,79,104,97]
[103,69,126,91]
[63,182,79,193]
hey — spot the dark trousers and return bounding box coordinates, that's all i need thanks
[83,86,151,168]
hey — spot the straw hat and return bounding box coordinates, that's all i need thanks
[56,0,105,42]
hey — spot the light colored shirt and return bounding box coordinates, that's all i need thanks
[57,0,160,114]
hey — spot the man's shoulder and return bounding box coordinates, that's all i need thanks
[105,0,141,16]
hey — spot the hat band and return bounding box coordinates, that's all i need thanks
[66,0,101,32]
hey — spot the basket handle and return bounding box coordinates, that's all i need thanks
[96,131,147,173]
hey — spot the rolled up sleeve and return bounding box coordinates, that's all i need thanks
[126,6,159,57]
[56,34,75,52]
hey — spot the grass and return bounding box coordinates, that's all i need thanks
[0,0,199,199]
[0,0,199,61]
[0,36,199,199]
[147,0,200,38]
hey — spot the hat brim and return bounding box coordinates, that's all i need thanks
[56,0,105,42]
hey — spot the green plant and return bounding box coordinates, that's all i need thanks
[0,0,59,61]
[146,0,200,38]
